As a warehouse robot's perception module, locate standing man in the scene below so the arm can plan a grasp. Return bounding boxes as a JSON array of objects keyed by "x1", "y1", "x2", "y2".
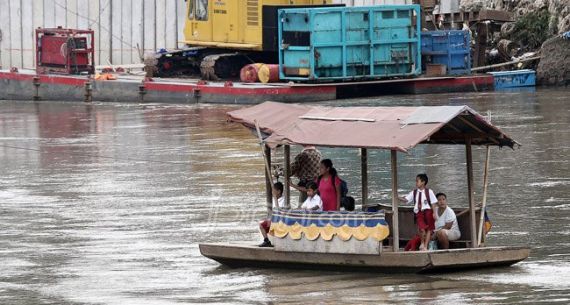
[{"x1": 290, "y1": 145, "x2": 321, "y2": 207}]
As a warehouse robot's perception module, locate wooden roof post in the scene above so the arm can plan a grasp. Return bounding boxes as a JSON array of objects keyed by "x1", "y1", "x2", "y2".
[
  {"x1": 391, "y1": 150, "x2": 399, "y2": 252},
  {"x1": 284, "y1": 145, "x2": 291, "y2": 209},
  {"x1": 478, "y1": 145, "x2": 491, "y2": 246},
  {"x1": 466, "y1": 137, "x2": 477, "y2": 248},
  {"x1": 361, "y1": 148, "x2": 368, "y2": 209},
  {"x1": 264, "y1": 145, "x2": 273, "y2": 217}
]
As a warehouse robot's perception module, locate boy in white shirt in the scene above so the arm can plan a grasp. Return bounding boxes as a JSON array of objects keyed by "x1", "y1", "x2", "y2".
[
  {"x1": 433, "y1": 193, "x2": 461, "y2": 249},
  {"x1": 399, "y1": 173, "x2": 437, "y2": 251},
  {"x1": 301, "y1": 182, "x2": 323, "y2": 211},
  {"x1": 258, "y1": 182, "x2": 287, "y2": 247}
]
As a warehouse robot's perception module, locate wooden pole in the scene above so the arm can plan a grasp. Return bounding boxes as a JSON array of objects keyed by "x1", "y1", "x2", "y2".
[
  {"x1": 465, "y1": 138, "x2": 477, "y2": 248},
  {"x1": 478, "y1": 145, "x2": 491, "y2": 246},
  {"x1": 264, "y1": 145, "x2": 272, "y2": 216},
  {"x1": 254, "y1": 120, "x2": 274, "y2": 217},
  {"x1": 361, "y1": 148, "x2": 368, "y2": 209},
  {"x1": 473, "y1": 23, "x2": 488, "y2": 68},
  {"x1": 391, "y1": 150, "x2": 399, "y2": 252},
  {"x1": 470, "y1": 56, "x2": 541, "y2": 72},
  {"x1": 284, "y1": 145, "x2": 291, "y2": 209}
]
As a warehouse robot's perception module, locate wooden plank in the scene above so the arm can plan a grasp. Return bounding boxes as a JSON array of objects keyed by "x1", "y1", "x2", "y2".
[
  {"x1": 88, "y1": 0, "x2": 101, "y2": 65},
  {"x1": 284, "y1": 145, "x2": 291, "y2": 209},
  {"x1": 111, "y1": 0, "x2": 122, "y2": 64},
  {"x1": 131, "y1": 0, "x2": 143, "y2": 63},
  {"x1": 9, "y1": 0, "x2": 23, "y2": 68},
  {"x1": 361, "y1": 148, "x2": 368, "y2": 208},
  {"x1": 21, "y1": 0, "x2": 35, "y2": 69},
  {"x1": 165, "y1": 0, "x2": 177, "y2": 49},
  {"x1": 66, "y1": 0, "x2": 78, "y2": 29},
  {"x1": 121, "y1": 0, "x2": 132, "y2": 64},
  {"x1": 155, "y1": 0, "x2": 166, "y2": 50},
  {"x1": 391, "y1": 150, "x2": 399, "y2": 252},
  {"x1": 465, "y1": 138, "x2": 477, "y2": 248},
  {"x1": 143, "y1": 0, "x2": 156, "y2": 53},
  {"x1": 473, "y1": 23, "x2": 487, "y2": 68},
  {"x1": 0, "y1": 0, "x2": 12, "y2": 68},
  {"x1": 478, "y1": 9, "x2": 513, "y2": 22}
]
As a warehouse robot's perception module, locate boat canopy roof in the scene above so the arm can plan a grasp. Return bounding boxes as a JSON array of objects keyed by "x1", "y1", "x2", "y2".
[{"x1": 227, "y1": 102, "x2": 519, "y2": 152}]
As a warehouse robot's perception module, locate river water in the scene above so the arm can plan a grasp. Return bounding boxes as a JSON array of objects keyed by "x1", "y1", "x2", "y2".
[{"x1": 0, "y1": 88, "x2": 569, "y2": 304}]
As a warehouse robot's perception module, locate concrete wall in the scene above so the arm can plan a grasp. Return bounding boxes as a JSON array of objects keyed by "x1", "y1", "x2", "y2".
[
  {"x1": 0, "y1": 0, "x2": 187, "y2": 69},
  {"x1": 0, "y1": 0, "x2": 412, "y2": 70}
]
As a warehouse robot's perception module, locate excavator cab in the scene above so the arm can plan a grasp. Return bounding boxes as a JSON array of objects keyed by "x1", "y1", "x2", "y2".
[
  {"x1": 154, "y1": 0, "x2": 334, "y2": 79},
  {"x1": 183, "y1": 0, "x2": 332, "y2": 51}
]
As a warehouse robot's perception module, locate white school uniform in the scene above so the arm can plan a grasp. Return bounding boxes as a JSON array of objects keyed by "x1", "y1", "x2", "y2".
[
  {"x1": 272, "y1": 196, "x2": 287, "y2": 209},
  {"x1": 301, "y1": 194, "x2": 323, "y2": 211},
  {"x1": 404, "y1": 188, "x2": 438, "y2": 213}
]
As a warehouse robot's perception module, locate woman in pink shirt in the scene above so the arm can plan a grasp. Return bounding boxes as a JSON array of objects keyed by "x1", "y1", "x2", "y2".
[
  {"x1": 316, "y1": 159, "x2": 341, "y2": 211},
  {"x1": 289, "y1": 159, "x2": 341, "y2": 211}
]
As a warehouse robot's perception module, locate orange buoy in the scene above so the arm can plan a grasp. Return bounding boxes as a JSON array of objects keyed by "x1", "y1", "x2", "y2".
[
  {"x1": 239, "y1": 63, "x2": 262, "y2": 83},
  {"x1": 258, "y1": 64, "x2": 280, "y2": 83}
]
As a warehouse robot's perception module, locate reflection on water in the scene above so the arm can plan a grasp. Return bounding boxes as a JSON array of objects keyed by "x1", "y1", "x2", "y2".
[{"x1": 0, "y1": 88, "x2": 569, "y2": 304}]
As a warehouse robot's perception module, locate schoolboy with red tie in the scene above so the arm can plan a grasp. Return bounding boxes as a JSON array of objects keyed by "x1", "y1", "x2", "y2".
[{"x1": 399, "y1": 174, "x2": 437, "y2": 251}]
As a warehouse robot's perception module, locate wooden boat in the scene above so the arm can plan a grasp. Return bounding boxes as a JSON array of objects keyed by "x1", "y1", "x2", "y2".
[{"x1": 199, "y1": 102, "x2": 530, "y2": 273}]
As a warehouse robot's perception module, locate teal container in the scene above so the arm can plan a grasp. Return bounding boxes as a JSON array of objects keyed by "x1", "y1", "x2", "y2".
[{"x1": 278, "y1": 5, "x2": 422, "y2": 82}]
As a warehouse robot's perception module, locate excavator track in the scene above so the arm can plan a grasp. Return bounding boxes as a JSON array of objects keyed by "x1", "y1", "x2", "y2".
[{"x1": 200, "y1": 53, "x2": 251, "y2": 80}]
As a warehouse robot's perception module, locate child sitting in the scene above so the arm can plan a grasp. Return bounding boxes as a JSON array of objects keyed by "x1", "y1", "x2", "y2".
[
  {"x1": 301, "y1": 181, "x2": 323, "y2": 211},
  {"x1": 258, "y1": 182, "x2": 286, "y2": 247},
  {"x1": 399, "y1": 173, "x2": 437, "y2": 251}
]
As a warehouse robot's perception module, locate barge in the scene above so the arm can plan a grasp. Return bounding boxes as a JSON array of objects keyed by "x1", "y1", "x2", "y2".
[{"x1": 0, "y1": 69, "x2": 494, "y2": 104}]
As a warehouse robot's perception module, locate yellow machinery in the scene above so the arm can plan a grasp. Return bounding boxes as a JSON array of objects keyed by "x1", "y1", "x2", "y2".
[{"x1": 154, "y1": 0, "x2": 334, "y2": 79}]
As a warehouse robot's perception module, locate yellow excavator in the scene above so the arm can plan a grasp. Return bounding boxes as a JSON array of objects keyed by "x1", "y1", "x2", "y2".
[{"x1": 152, "y1": 0, "x2": 334, "y2": 79}]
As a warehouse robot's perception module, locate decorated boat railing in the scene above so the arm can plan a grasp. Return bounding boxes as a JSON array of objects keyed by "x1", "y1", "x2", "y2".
[{"x1": 269, "y1": 210, "x2": 390, "y2": 254}]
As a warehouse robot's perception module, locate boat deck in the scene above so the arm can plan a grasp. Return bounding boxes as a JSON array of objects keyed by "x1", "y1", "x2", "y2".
[
  {"x1": 199, "y1": 242, "x2": 530, "y2": 274},
  {"x1": 0, "y1": 69, "x2": 494, "y2": 104}
]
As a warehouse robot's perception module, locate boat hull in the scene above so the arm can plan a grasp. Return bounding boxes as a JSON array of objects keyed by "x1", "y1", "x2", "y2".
[{"x1": 199, "y1": 242, "x2": 530, "y2": 274}]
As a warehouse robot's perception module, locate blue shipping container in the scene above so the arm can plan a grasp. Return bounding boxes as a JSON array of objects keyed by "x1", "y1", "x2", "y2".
[
  {"x1": 488, "y1": 70, "x2": 536, "y2": 89},
  {"x1": 278, "y1": 5, "x2": 422, "y2": 82},
  {"x1": 421, "y1": 30, "x2": 471, "y2": 75}
]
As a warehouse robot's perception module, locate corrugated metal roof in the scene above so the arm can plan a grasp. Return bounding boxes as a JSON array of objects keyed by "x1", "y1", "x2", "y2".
[{"x1": 227, "y1": 102, "x2": 519, "y2": 152}]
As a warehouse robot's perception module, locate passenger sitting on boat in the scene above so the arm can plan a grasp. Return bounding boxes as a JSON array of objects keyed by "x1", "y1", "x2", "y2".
[
  {"x1": 399, "y1": 174, "x2": 437, "y2": 251},
  {"x1": 300, "y1": 182, "x2": 323, "y2": 211},
  {"x1": 433, "y1": 193, "x2": 461, "y2": 249},
  {"x1": 258, "y1": 182, "x2": 287, "y2": 247}
]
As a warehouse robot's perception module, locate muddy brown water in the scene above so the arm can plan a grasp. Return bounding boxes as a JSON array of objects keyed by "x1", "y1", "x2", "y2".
[{"x1": 1, "y1": 88, "x2": 569, "y2": 304}]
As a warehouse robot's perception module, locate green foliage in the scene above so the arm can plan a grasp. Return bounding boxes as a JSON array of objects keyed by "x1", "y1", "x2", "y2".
[{"x1": 512, "y1": 9, "x2": 554, "y2": 49}]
